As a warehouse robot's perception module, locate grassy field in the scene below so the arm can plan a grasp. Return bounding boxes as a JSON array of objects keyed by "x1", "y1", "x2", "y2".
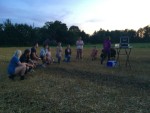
[{"x1": 0, "y1": 44, "x2": 150, "y2": 113}]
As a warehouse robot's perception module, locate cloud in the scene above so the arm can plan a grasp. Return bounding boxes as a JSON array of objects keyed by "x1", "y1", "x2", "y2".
[{"x1": 86, "y1": 19, "x2": 103, "y2": 23}]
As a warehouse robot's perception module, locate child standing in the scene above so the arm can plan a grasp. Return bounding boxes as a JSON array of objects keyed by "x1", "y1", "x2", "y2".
[{"x1": 91, "y1": 46, "x2": 98, "y2": 60}]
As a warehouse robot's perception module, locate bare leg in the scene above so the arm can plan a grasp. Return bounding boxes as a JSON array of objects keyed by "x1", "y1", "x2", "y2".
[{"x1": 15, "y1": 64, "x2": 26, "y2": 78}]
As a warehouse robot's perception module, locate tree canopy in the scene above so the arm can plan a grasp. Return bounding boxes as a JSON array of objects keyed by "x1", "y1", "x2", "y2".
[{"x1": 0, "y1": 19, "x2": 150, "y2": 46}]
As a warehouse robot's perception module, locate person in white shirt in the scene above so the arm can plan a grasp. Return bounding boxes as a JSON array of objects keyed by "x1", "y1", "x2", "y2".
[
  {"x1": 76, "y1": 37, "x2": 84, "y2": 59},
  {"x1": 40, "y1": 44, "x2": 49, "y2": 67}
]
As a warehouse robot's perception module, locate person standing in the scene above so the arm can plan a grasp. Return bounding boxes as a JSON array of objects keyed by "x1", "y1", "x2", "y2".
[
  {"x1": 76, "y1": 37, "x2": 84, "y2": 60},
  {"x1": 101, "y1": 37, "x2": 111, "y2": 64},
  {"x1": 56, "y1": 42, "x2": 63, "y2": 64}
]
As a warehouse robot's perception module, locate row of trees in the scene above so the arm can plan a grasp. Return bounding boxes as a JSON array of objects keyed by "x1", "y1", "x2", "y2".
[{"x1": 0, "y1": 19, "x2": 150, "y2": 46}]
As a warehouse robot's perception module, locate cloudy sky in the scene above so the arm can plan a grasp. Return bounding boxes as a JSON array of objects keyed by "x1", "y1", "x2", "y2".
[{"x1": 0, "y1": 0, "x2": 150, "y2": 34}]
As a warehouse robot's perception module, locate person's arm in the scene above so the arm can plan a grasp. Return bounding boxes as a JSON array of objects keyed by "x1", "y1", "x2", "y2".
[
  {"x1": 17, "y1": 61, "x2": 27, "y2": 66},
  {"x1": 70, "y1": 49, "x2": 72, "y2": 55},
  {"x1": 65, "y1": 49, "x2": 67, "y2": 55},
  {"x1": 32, "y1": 52, "x2": 39, "y2": 60},
  {"x1": 76, "y1": 41, "x2": 78, "y2": 46},
  {"x1": 82, "y1": 41, "x2": 84, "y2": 46},
  {"x1": 26, "y1": 63, "x2": 34, "y2": 67},
  {"x1": 60, "y1": 47, "x2": 63, "y2": 52}
]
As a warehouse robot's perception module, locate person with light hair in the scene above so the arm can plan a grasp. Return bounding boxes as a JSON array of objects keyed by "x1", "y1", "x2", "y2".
[
  {"x1": 7, "y1": 50, "x2": 27, "y2": 80},
  {"x1": 56, "y1": 42, "x2": 63, "y2": 64},
  {"x1": 76, "y1": 37, "x2": 84, "y2": 60}
]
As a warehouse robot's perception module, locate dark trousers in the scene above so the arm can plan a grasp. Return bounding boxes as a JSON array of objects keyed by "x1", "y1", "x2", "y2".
[
  {"x1": 101, "y1": 49, "x2": 111, "y2": 64},
  {"x1": 65, "y1": 55, "x2": 71, "y2": 62}
]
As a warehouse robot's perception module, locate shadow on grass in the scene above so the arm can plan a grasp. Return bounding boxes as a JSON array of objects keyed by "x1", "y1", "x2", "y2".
[{"x1": 47, "y1": 66, "x2": 150, "y2": 90}]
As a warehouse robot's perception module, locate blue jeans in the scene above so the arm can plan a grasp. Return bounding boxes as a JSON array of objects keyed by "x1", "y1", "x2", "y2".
[{"x1": 65, "y1": 55, "x2": 71, "y2": 62}]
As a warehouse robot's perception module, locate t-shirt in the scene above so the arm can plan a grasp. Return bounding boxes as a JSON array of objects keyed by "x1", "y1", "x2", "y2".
[
  {"x1": 56, "y1": 46, "x2": 62, "y2": 57},
  {"x1": 20, "y1": 54, "x2": 30, "y2": 63},
  {"x1": 76, "y1": 40, "x2": 84, "y2": 49},
  {"x1": 30, "y1": 47, "x2": 36, "y2": 60},
  {"x1": 103, "y1": 40, "x2": 111, "y2": 51},
  {"x1": 40, "y1": 48, "x2": 47, "y2": 57},
  {"x1": 8, "y1": 56, "x2": 20, "y2": 75},
  {"x1": 65, "y1": 48, "x2": 71, "y2": 56}
]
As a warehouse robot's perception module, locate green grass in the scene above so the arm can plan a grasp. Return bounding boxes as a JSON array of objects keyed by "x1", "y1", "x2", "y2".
[{"x1": 0, "y1": 43, "x2": 150, "y2": 113}]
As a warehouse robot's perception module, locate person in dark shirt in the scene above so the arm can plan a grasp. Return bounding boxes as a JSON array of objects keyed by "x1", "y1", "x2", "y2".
[
  {"x1": 64, "y1": 45, "x2": 72, "y2": 62},
  {"x1": 20, "y1": 49, "x2": 35, "y2": 74}
]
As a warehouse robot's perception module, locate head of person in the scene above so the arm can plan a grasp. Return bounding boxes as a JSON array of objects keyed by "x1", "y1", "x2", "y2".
[
  {"x1": 34, "y1": 42, "x2": 39, "y2": 48},
  {"x1": 47, "y1": 47, "x2": 51, "y2": 51},
  {"x1": 58, "y1": 42, "x2": 61, "y2": 46},
  {"x1": 43, "y1": 43, "x2": 49, "y2": 49},
  {"x1": 24, "y1": 49, "x2": 31, "y2": 57},
  {"x1": 105, "y1": 36, "x2": 111, "y2": 41},
  {"x1": 14, "y1": 50, "x2": 22, "y2": 58},
  {"x1": 67, "y1": 44, "x2": 70, "y2": 48},
  {"x1": 78, "y1": 37, "x2": 82, "y2": 41},
  {"x1": 94, "y1": 46, "x2": 97, "y2": 49}
]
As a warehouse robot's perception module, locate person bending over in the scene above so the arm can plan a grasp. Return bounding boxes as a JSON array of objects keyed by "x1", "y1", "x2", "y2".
[{"x1": 20, "y1": 49, "x2": 35, "y2": 74}]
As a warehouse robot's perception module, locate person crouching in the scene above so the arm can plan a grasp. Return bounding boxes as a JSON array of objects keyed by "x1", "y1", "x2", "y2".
[{"x1": 7, "y1": 50, "x2": 26, "y2": 80}]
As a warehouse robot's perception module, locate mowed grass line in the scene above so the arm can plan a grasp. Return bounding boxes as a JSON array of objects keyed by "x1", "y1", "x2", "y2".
[{"x1": 0, "y1": 44, "x2": 150, "y2": 113}]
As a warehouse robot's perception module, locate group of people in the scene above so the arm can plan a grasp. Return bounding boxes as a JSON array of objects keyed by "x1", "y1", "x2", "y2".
[{"x1": 7, "y1": 37, "x2": 115, "y2": 80}]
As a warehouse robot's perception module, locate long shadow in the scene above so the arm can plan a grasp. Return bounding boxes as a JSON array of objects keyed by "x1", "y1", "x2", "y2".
[{"x1": 47, "y1": 66, "x2": 150, "y2": 90}]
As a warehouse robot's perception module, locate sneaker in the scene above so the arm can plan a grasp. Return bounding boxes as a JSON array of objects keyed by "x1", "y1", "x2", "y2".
[
  {"x1": 9, "y1": 74, "x2": 15, "y2": 80},
  {"x1": 30, "y1": 69, "x2": 35, "y2": 73},
  {"x1": 42, "y1": 64, "x2": 46, "y2": 68}
]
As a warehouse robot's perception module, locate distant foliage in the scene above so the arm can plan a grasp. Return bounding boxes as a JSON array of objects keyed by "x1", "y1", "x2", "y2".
[{"x1": 0, "y1": 19, "x2": 150, "y2": 46}]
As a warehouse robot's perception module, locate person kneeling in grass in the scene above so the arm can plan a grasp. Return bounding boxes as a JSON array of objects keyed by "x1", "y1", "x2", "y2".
[
  {"x1": 7, "y1": 50, "x2": 27, "y2": 80},
  {"x1": 20, "y1": 49, "x2": 35, "y2": 74},
  {"x1": 64, "y1": 44, "x2": 72, "y2": 62}
]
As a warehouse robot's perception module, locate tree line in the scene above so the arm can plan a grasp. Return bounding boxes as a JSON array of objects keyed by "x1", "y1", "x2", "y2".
[{"x1": 0, "y1": 19, "x2": 150, "y2": 46}]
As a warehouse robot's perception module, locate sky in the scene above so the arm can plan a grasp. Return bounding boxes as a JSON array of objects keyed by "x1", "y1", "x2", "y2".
[{"x1": 0, "y1": 0, "x2": 150, "y2": 34}]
